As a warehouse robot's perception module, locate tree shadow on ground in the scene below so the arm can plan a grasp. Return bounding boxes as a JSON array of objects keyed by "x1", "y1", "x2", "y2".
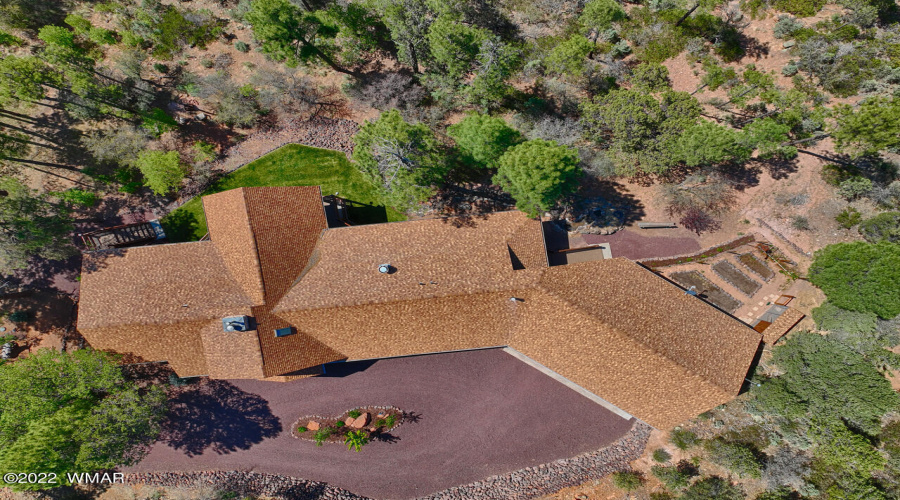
[
  {"x1": 577, "y1": 177, "x2": 646, "y2": 226},
  {"x1": 160, "y1": 210, "x2": 203, "y2": 242},
  {"x1": 738, "y1": 34, "x2": 770, "y2": 61},
  {"x1": 160, "y1": 380, "x2": 282, "y2": 456}
]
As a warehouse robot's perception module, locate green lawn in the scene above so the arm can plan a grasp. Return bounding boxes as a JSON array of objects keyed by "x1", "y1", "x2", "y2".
[{"x1": 161, "y1": 144, "x2": 406, "y2": 242}]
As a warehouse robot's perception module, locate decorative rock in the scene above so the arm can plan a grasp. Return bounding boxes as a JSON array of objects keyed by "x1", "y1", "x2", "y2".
[
  {"x1": 368, "y1": 427, "x2": 377, "y2": 432},
  {"x1": 350, "y1": 413, "x2": 369, "y2": 429},
  {"x1": 306, "y1": 421, "x2": 320, "y2": 431},
  {"x1": 344, "y1": 416, "x2": 355, "y2": 426},
  {"x1": 783, "y1": 41, "x2": 796, "y2": 48},
  {"x1": 196, "y1": 112, "x2": 207, "y2": 121}
]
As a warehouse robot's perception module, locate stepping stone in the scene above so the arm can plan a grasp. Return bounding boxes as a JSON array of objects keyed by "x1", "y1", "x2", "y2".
[{"x1": 752, "y1": 306, "x2": 759, "y2": 311}]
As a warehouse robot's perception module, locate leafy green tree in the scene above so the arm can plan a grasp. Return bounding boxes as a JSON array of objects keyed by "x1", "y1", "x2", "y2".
[
  {"x1": 579, "y1": 0, "x2": 627, "y2": 32},
  {"x1": 246, "y1": 0, "x2": 349, "y2": 74},
  {"x1": 494, "y1": 139, "x2": 581, "y2": 216},
  {"x1": 830, "y1": 98, "x2": 900, "y2": 157},
  {"x1": 448, "y1": 113, "x2": 521, "y2": 169},
  {"x1": 742, "y1": 118, "x2": 797, "y2": 159},
  {"x1": 0, "y1": 177, "x2": 75, "y2": 272},
  {"x1": 859, "y1": 212, "x2": 900, "y2": 244},
  {"x1": 675, "y1": 121, "x2": 751, "y2": 166},
  {"x1": 809, "y1": 421, "x2": 887, "y2": 499},
  {"x1": 543, "y1": 35, "x2": 593, "y2": 77},
  {"x1": 808, "y1": 241, "x2": 900, "y2": 319},
  {"x1": 367, "y1": 0, "x2": 435, "y2": 73},
  {"x1": 581, "y1": 89, "x2": 701, "y2": 174},
  {"x1": 352, "y1": 110, "x2": 444, "y2": 210},
  {"x1": 0, "y1": 349, "x2": 166, "y2": 490},
  {"x1": 135, "y1": 150, "x2": 185, "y2": 196},
  {"x1": 631, "y1": 62, "x2": 671, "y2": 93},
  {"x1": 680, "y1": 476, "x2": 744, "y2": 500},
  {"x1": 427, "y1": 14, "x2": 487, "y2": 80},
  {"x1": 752, "y1": 332, "x2": 900, "y2": 437},
  {"x1": 467, "y1": 36, "x2": 520, "y2": 110}
]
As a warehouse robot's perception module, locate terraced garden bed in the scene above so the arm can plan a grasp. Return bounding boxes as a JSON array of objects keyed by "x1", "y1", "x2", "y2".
[
  {"x1": 737, "y1": 253, "x2": 775, "y2": 281},
  {"x1": 669, "y1": 271, "x2": 742, "y2": 313},
  {"x1": 712, "y1": 261, "x2": 762, "y2": 297}
]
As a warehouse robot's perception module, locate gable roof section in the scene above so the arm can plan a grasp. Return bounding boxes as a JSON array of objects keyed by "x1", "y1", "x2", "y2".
[
  {"x1": 78, "y1": 186, "x2": 329, "y2": 378},
  {"x1": 203, "y1": 190, "x2": 265, "y2": 305},
  {"x1": 78, "y1": 243, "x2": 254, "y2": 330},
  {"x1": 274, "y1": 211, "x2": 544, "y2": 313},
  {"x1": 534, "y1": 260, "x2": 761, "y2": 395},
  {"x1": 509, "y1": 288, "x2": 737, "y2": 429}
]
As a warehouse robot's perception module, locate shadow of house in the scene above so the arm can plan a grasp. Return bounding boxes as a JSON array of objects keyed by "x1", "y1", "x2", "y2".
[{"x1": 160, "y1": 380, "x2": 282, "y2": 456}]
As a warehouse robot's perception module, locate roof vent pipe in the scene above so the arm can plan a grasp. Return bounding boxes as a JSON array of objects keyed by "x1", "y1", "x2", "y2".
[{"x1": 378, "y1": 264, "x2": 392, "y2": 274}]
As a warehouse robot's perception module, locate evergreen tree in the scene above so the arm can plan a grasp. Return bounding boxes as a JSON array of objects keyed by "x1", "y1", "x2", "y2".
[
  {"x1": 494, "y1": 139, "x2": 581, "y2": 216},
  {"x1": 448, "y1": 113, "x2": 521, "y2": 169}
]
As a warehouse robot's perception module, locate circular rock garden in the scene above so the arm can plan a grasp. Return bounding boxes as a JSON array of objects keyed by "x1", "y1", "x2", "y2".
[{"x1": 292, "y1": 406, "x2": 406, "y2": 452}]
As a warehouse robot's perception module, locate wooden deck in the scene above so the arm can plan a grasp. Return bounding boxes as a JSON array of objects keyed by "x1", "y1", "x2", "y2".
[{"x1": 81, "y1": 222, "x2": 161, "y2": 250}]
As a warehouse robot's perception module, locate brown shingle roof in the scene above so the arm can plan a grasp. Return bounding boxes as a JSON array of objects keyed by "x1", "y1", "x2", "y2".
[
  {"x1": 274, "y1": 212, "x2": 543, "y2": 313},
  {"x1": 762, "y1": 307, "x2": 805, "y2": 344},
  {"x1": 77, "y1": 186, "x2": 763, "y2": 428},
  {"x1": 203, "y1": 190, "x2": 265, "y2": 306},
  {"x1": 534, "y1": 260, "x2": 761, "y2": 395}
]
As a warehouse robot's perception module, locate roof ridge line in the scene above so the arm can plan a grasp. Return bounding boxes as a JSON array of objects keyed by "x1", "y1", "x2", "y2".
[{"x1": 532, "y1": 272, "x2": 727, "y2": 391}]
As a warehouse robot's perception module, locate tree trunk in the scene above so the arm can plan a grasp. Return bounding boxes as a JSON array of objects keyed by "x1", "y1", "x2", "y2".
[
  {"x1": 796, "y1": 148, "x2": 852, "y2": 166},
  {"x1": 408, "y1": 41, "x2": 420, "y2": 74},
  {"x1": 675, "y1": 2, "x2": 701, "y2": 27}
]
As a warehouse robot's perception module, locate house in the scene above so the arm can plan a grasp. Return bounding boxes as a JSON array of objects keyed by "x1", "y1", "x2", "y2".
[{"x1": 77, "y1": 186, "x2": 764, "y2": 429}]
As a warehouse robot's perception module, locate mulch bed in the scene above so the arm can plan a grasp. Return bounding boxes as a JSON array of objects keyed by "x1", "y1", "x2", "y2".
[
  {"x1": 669, "y1": 270, "x2": 742, "y2": 313},
  {"x1": 292, "y1": 406, "x2": 404, "y2": 445},
  {"x1": 712, "y1": 260, "x2": 762, "y2": 297},
  {"x1": 737, "y1": 253, "x2": 775, "y2": 281}
]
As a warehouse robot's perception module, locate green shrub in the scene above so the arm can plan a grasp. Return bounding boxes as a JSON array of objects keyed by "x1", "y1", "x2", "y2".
[
  {"x1": 88, "y1": 27, "x2": 117, "y2": 45},
  {"x1": 385, "y1": 414, "x2": 397, "y2": 428},
  {"x1": 859, "y1": 212, "x2": 900, "y2": 243},
  {"x1": 200, "y1": 58, "x2": 214, "y2": 69},
  {"x1": 651, "y1": 461, "x2": 698, "y2": 490},
  {"x1": 838, "y1": 177, "x2": 873, "y2": 200},
  {"x1": 774, "y1": 15, "x2": 804, "y2": 39},
  {"x1": 821, "y1": 163, "x2": 860, "y2": 186},
  {"x1": 881, "y1": 420, "x2": 900, "y2": 458},
  {"x1": 344, "y1": 430, "x2": 369, "y2": 452},
  {"x1": 334, "y1": 420, "x2": 345, "y2": 428},
  {"x1": 704, "y1": 439, "x2": 763, "y2": 478},
  {"x1": 611, "y1": 470, "x2": 644, "y2": 491},
  {"x1": 791, "y1": 215, "x2": 810, "y2": 230},
  {"x1": 375, "y1": 419, "x2": 386, "y2": 427},
  {"x1": 154, "y1": 63, "x2": 169, "y2": 73},
  {"x1": 812, "y1": 300, "x2": 878, "y2": 334},
  {"x1": 313, "y1": 427, "x2": 333, "y2": 446},
  {"x1": 782, "y1": 62, "x2": 799, "y2": 77},
  {"x1": 773, "y1": 0, "x2": 826, "y2": 16},
  {"x1": 297, "y1": 426, "x2": 308, "y2": 433},
  {"x1": 348, "y1": 409, "x2": 361, "y2": 419},
  {"x1": 234, "y1": 40, "x2": 250, "y2": 52},
  {"x1": 7, "y1": 311, "x2": 30, "y2": 323},
  {"x1": 670, "y1": 428, "x2": 698, "y2": 450},
  {"x1": 809, "y1": 241, "x2": 900, "y2": 319},
  {"x1": 652, "y1": 448, "x2": 672, "y2": 463},
  {"x1": 835, "y1": 206, "x2": 862, "y2": 228},
  {"x1": 680, "y1": 476, "x2": 744, "y2": 500}
]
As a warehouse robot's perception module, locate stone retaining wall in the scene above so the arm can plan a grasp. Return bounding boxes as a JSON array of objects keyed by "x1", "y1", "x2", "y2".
[{"x1": 126, "y1": 421, "x2": 651, "y2": 500}]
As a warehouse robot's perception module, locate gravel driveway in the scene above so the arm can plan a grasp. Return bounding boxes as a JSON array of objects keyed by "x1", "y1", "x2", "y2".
[{"x1": 129, "y1": 349, "x2": 635, "y2": 499}]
